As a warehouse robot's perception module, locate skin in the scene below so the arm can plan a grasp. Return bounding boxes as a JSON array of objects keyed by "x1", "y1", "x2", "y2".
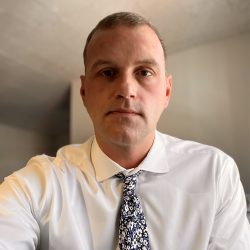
[{"x1": 80, "y1": 25, "x2": 172, "y2": 169}]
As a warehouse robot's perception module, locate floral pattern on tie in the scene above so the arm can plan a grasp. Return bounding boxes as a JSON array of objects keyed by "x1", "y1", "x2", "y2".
[{"x1": 116, "y1": 171, "x2": 150, "y2": 250}]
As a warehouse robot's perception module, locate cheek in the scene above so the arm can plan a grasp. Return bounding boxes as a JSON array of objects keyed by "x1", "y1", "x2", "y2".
[
  {"x1": 146, "y1": 90, "x2": 167, "y2": 116},
  {"x1": 85, "y1": 84, "x2": 100, "y2": 103},
  {"x1": 84, "y1": 88, "x2": 107, "y2": 117},
  {"x1": 147, "y1": 85, "x2": 167, "y2": 105},
  {"x1": 85, "y1": 81, "x2": 110, "y2": 100}
]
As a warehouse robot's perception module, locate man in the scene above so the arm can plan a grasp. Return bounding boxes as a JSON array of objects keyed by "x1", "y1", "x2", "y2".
[{"x1": 0, "y1": 12, "x2": 249, "y2": 250}]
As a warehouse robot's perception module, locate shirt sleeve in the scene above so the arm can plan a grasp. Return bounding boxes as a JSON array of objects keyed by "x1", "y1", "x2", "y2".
[
  {"x1": 208, "y1": 157, "x2": 250, "y2": 249},
  {"x1": 0, "y1": 171, "x2": 40, "y2": 250}
]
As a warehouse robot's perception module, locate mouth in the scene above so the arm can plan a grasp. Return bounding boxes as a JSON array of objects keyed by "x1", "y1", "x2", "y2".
[{"x1": 106, "y1": 108, "x2": 142, "y2": 117}]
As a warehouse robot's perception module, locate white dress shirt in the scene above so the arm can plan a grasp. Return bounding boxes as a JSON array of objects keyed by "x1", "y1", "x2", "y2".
[{"x1": 0, "y1": 131, "x2": 249, "y2": 250}]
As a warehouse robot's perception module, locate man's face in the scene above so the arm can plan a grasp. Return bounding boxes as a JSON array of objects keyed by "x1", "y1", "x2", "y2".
[{"x1": 81, "y1": 25, "x2": 172, "y2": 148}]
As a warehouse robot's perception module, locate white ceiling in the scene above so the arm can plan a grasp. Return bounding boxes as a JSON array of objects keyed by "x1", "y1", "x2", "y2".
[{"x1": 0, "y1": 0, "x2": 249, "y2": 135}]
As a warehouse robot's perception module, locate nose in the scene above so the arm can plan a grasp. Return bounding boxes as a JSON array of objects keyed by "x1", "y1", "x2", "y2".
[{"x1": 115, "y1": 73, "x2": 137, "y2": 99}]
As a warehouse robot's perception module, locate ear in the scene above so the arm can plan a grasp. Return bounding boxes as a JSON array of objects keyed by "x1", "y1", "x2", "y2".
[
  {"x1": 164, "y1": 74, "x2": 173, "y2": 108},
  {"x1": 80, "y1": 75, "x2": 86, "y2": 105}
]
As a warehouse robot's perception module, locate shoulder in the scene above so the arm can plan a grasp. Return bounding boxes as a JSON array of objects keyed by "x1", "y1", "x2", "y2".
[
  {"x1": 6, "y1": 136, "x2": 94, "y2": 181},
  {"x1": 156, "y1": 131, "x2": 241, "y2": 202},
  {"x1": 0, "y1": 137, "x2": 95, "y2": 220},
  {"x1": 157, "y1": 131, "x2": 233, "y2": 158},
  {"x1": 1, "y1": 137, "x2": 95, "y2": 205},
  {"x1": 156, "y1": 131, "x2": 236, "y2": 174}
]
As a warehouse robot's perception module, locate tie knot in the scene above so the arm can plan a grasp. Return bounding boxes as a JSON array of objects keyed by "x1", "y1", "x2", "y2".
[
  {"x1": 116, "y1": 171, "x2": 141, "y2": 182},
  {"x1": 116, "y1": 171, "x2": 141, "y2": 195}
]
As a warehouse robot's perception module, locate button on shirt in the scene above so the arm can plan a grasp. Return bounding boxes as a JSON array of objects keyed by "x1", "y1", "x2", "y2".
[{"x1": 0, "y1": 131, "x2": 249, "y2": 250}]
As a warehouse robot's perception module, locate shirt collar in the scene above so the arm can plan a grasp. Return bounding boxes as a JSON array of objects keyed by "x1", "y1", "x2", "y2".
[{"x1": 91, "y1": 131, "x2": 170, "y2": 182}]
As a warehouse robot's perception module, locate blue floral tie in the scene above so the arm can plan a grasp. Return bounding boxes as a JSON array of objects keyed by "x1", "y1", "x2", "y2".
[{"x1": 116, "y1": 171, "x2": 150, "y2": 250}]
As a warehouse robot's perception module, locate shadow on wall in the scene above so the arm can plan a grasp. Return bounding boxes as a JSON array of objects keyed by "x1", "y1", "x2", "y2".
[{"x1": 0, "y1": 88, "x2": 70, "y2": 182}]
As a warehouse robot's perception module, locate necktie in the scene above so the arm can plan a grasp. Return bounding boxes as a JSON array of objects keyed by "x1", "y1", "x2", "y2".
[{"x1": 116, "y1": 171, "x2": 150, "y2": 250}]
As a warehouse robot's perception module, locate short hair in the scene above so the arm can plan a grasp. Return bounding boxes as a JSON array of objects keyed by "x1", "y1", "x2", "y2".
[{"x1": 83, "y1": 12, "x2": 167, "y2": 66}]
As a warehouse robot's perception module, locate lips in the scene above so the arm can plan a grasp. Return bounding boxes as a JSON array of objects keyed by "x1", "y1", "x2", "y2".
[{"x1": 106, "y1": 108, "x2": 141, "y2": 116}]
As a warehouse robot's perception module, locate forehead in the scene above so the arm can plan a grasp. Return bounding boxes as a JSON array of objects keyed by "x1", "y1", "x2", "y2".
[{"x1": 84, "y1": 25, "x2": 165, "y2": 70}]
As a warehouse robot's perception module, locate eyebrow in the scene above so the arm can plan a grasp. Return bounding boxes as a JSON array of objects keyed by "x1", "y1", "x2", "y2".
[
  {"x1": 90, "y1": 60, "x2": 114, "y2": 71},
  {"x1": 89, "y1": 58, "x2": 159, "y2": 71},
  {"x1": 134, "y1": 59, "x2": 158, "y2": 67}
]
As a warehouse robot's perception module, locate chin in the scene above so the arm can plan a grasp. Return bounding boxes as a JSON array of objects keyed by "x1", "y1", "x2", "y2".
[{"x1": 107, "y1": 127, "x2": 150, "y2": 147}]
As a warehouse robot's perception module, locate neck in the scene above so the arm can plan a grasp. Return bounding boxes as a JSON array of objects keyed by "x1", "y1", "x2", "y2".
[{"x1": 96, "y1": 133, "x2": 155, "y2": 169}]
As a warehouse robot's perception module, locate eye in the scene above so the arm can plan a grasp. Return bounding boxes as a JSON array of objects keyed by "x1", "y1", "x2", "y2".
[
  {"x1": 136, "y1": 69, "x2": 153, "y2": 77},
  {"x1": 100, "y1": 69, "x2": 116, "y2": 78}
]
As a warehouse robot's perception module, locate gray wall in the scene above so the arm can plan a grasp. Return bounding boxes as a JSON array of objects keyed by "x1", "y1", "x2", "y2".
[
  {"x1": 158, "y1": 32, "x2": 250, "y2": 193},
  {"x1": 0, "y1": 123, "x2": 51, "y2": 182}
]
